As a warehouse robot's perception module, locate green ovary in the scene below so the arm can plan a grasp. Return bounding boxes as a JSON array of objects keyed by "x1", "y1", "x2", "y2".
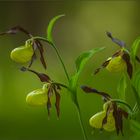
[
  {"x1": 106, "y1": 56, "x2": 126, "y2": 72},
  {"x1": 10, "y1": 44, "x2": 33, "y2": 63},
  {"x1": 26, "y1": 89, "x2": 47, "y2": 106}
]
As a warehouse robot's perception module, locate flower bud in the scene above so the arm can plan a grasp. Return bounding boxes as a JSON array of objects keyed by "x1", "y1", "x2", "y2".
[
  {"x1": 10, "y1": 41, "x2": 33, "y2": 63},
  {"x1": 26, "y1": 88, "x2": 47, "y2": 106},
  {"x1": 106, "y1": 56, "x2": 126, "y2": 72}
]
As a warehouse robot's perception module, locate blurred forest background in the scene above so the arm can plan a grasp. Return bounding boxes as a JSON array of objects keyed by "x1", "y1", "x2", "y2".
[{"x1": 0, "y1": 1, "x2": 140, "y2": 140}]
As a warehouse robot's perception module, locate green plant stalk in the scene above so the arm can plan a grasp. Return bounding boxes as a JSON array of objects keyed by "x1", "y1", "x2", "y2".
[
  {"x1": 127, "y1": 73, "x2": 140, "y2": 113},
  {"x1": 51, "y1": 44, "x2": 88, "y2": 140},
  {"x1": 131, "y1": 85, "x2": 140, "y2": 110},
  {"x1": 29, "y1": 36, "x2": 70, "y2": 82},
  {"x1": 76, "y1": 105, "x2": 88, "y2": 140},
  {"x1": 51, "y1": 43, "x2": 88, "y2": 140},
  {"x1": 71, "y1": 91, "x2": 88, "y2": 140},
  {"x1": 51, "y1": 43, "x2": 70, "y2": 82},
  {"x1": 29, "y1": 36, "x2": 88, "y2": 140}
]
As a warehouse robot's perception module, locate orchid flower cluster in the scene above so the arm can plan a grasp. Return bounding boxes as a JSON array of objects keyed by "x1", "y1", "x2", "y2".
[
  {"x1": 0, "y1": 15, "x2": 140, "y2": 140},
  {"x1": 1, "y1": 25, "x2": 66, "y2": 118}
]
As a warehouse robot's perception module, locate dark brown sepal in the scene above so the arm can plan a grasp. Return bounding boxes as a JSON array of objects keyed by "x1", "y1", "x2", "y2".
[
  {"x1": 35, "y1": 40, "x2": 47, "y2": 69},
  {"x1": 47, "y1": 87, "x2": 53, "y2": 117},
  {"x1": 122, "y1": 52, "x2": 133, "y2": 79},
  {"x1": 112, "y1": 50, "x2": 122, "y2": 58},
  {"x1": 20, "y1": 67, "x2": 51, "y2": 82},
  {"x1": 94, "y1": 59, "x2": 110, "y2": 75},
  {"x1": 81, "y1": 85, "x2": 111, "y2": 100},
  {"x1": 0, "y1": 26, "x2": 32, "y2": 37},
  {"x1": 102, "y1": 105, "x2": 110, "y2": 127},
  {"x1": 54, "y1": 86, "x2": 61, "y2": 118},
  {"x1": 112, "y1": 103, "x2": 120, "y2": 135},
  {"x1": 112, "y1": 103, "x2": 128, "y2": 135}
]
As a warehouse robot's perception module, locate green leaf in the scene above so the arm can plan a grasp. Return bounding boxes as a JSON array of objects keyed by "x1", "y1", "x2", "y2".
[
  {"x1": 132, "y1": 70, "x2": 140, "y2": 109},
  {"x1": 46, "y1": 14, "x2": 65, "y2": 43},
  {"x1": 131, "y1": 36, "x2": 140, "y2": 63},
  {"x1": 69, "y1": 73, "x2": 79, "y2": 91},
  {"x1": 70, "y1": 47, "x2": 105, "y2": 92},
  {"x1": 132, "y1": 70, "x2": 140, "y2": 97},
  {"x1": 117, "y1": 74, "x2": 127, "y2": 100},
  {"x1": 76, "y1": 47, "x2": 105, "y2": 73},
  {"x1": 130, "y1": 119, "x2": 140, "y2": 135}
]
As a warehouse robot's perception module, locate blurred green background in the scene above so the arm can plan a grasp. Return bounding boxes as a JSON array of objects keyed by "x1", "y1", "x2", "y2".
[{"x1": 0, "y1": 1, "x2": 140, "y2": 140}]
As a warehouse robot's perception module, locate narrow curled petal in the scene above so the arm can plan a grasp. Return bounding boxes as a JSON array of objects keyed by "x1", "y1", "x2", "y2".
[
  {"x1": 28, "y1": 52, "x2": 37, "y2": 68},
  {"x1": 54, "y1": 86, "x2": 61, "y2": 118},
  {"x1": 27, "y1": 41, "x2": 38, "y2": 68},
  {"x1": 47, "y1": 97, "x2": 51, "y2": 117},
  {"x1": 112, "y1": 103, "x2": 128, "y2": 135},
  {"x1": 94, "y1": 59, "x2": 111, "y2": 74},
  {"x1": 122, "y1": 52, "x2": 133, "y2": 78},
  {"x1": 35, "y1": 40, "x2": 47, "y2": 69},
  {"x1": 47, "y1": 88, "x2": 53, "y2": 117}
]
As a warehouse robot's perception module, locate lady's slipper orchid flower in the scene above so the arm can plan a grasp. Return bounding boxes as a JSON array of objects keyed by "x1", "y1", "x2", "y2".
[
  {"x1": 89, "y1": 101, "x2": 115, "y2": 132},
  {"x1": 94, "y1": 32, "x2": 133, "y2": 79},
  {"x1": 26, "y1": 83, "x2": 49, "y2": 106},
  {"x1": 21, "y1": 66, "x2": 67, "y2": 118},
  {"x1": 81, "y1": 86, "x2": 129, "y2": 135},
  {"x1": 0, "y1": 26, "x2": 47, "y2": 69}
]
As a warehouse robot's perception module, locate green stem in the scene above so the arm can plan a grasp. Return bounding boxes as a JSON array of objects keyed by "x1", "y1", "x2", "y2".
[
  {"x1": 127, "y1": 74, "x2": 140, "y2": 113},
  {"x1": 131, "y1": 85, "x2": 140, "y2": 110},
  {"x1": 29, "y1": 36, "x2": 70, "y2": 82},
  {"x1": 52, "y1": 82, "x2": 68, "y2": 89},
  {"x1": 51, "y1": 43, "x2": 70, "y2": 82},
  {"x1": 29, "y1": 36, "x2": 87, "y2": 140},
  {"x1": 51, "y1": 42, "x2": 87, "y2": 139},
  {"x1": 77, "y1": 107, "x2": 88, "y2": 140},
  {"x1": 73, "y1": 94, "x2": 88, "y2": 140}
]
